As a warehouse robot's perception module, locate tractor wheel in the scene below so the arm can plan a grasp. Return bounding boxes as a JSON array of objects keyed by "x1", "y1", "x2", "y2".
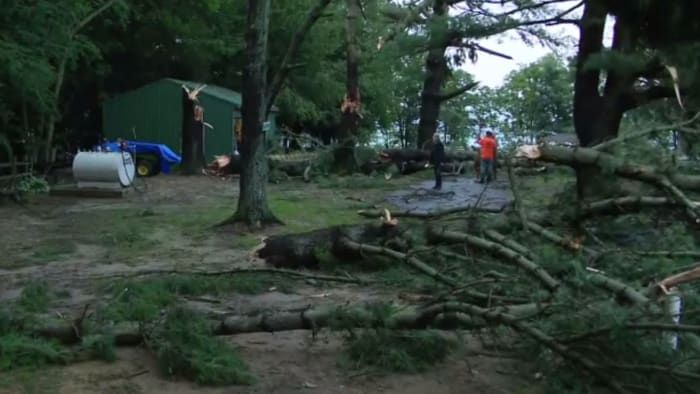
[{"x1": 136, "y1": 159, "x2": 155, "y2": 177}]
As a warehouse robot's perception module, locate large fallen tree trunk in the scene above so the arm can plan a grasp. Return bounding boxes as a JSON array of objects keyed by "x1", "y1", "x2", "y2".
[
  {"x1": 519, "y1": 144, "x2": 700, "y2": 223},
  {"x1": 32, "y1": 301, "x2": 549, "y2": 345},
  {"x1": 580, "y1": 196, "x2": 699, "y2": 218},
  {"x1": 256, "y1": 222, "x2": 406, "y2": 268},
  {"x1": 526, "y1": 144, "x2": 700, "y2": 192}
]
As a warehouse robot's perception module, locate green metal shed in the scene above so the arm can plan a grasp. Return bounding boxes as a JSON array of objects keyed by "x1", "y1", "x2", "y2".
[{"x1": 102, "y1": 78, "x2": 277, "y2": 160}]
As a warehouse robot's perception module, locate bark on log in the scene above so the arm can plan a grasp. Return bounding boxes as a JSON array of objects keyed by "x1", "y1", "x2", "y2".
[
  {"x1": 256, "y1": 223, "x2": 405, "y2": 269},
  {"x1": 524, "y1": 144, "x2": 700, "y2": 222},
  {"x1": 531, "y1": 145, "x2": 700, "y2": 191},
  {"x1": 31, "y1": 301, "x2": 548, "y2": 345}
]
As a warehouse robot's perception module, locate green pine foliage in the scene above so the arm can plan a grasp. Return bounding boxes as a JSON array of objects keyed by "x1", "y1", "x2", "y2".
[
  {"x1": 341, "y1": 329, "x2": 454, "y2": 373},
  {"x1": 151, "y1": 308, "x2": 253, "y2": 385}
]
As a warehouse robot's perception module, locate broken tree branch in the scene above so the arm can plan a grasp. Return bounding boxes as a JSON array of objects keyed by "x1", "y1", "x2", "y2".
[
  {"x1": 592, "y1": 112, "x2": 700, "y2": 151},
  {"x1": 525, "y1": 221, "x2": 598, "y2": 257},
  {"x1": 524, "y1": 144, "x2": 700, "y2": 192},
  {"x1": 652, "y1": 266, "x2": 700, "y2": 295},
  {"x1": 427, "y1": 227, "x2": 560, "y2": 291},
  {"x1": 338, "y1": 237, "x2": 458, "y2": 287},
  {"x1": 453, "y1": 302, "x2": 628, "y2": 394},
  {"x1": 580, "y1": 196, "x2": 699, "y2": 217},
  {"x1": 437, "y1": 82, "x2": 479, "y2": 102},
  {"x1": 357, "y1": 204, "x2": 505, "y2": 219},
  {"x1": 483, "y1": 229, "x2": 533, "y2": 259}
]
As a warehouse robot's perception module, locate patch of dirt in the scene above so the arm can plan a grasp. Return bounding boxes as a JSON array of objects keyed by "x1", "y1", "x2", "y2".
[
  {"x1": 0, "y1": 174, "x2": 532, "y2": 394},
  {"x1": 2, "y1": 333, "x2": 531, "y2": 394}
]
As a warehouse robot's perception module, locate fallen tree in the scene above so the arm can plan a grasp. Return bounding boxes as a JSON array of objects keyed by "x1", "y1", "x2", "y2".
[
  {"x1": 579, "y1": 196, "x2": 700, "y2": 218},
  {"x1": 256, "y1": 220, "x2": 406, "y2": 269}
]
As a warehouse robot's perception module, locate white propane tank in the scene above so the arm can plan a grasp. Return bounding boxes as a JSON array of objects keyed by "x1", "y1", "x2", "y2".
[{"x1": 72, "y1": 151, "x2": 135, "y2": 189}]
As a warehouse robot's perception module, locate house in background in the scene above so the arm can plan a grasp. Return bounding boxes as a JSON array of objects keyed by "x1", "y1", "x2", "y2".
[{"x1": 102, "y1": 78, "x2": 278, "y2": 160}]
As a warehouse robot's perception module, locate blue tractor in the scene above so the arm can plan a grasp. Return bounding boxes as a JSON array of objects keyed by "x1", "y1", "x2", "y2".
[{"x1": 98, "y1": 140, "x2": 181, "y2": 177}]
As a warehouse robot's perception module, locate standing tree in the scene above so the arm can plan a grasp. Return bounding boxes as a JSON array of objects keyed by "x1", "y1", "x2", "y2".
[
  {"x1": 334, "y1": 0, "x2": 363, "y2": 172},
  {"x1": 232, "y1": 0, "x2": 332, "y2": 226},
  {"x1": 572, "y1": 0, "x2": 700, "y2": 198},
  {"x1": 382, "y1": 0, "x2": 574, "y2": 148},
  {"x1": 415, "y1": 0, "x2": 452, "y2": 149}
]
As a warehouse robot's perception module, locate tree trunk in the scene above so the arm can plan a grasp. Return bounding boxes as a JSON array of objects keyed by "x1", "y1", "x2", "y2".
[
  {"x1": 334, "y1": 0, "x2": 362, "y2": 173},
  {"x1": 257, "y1": 223, "x2": 405, "y2": 269},
  {"x1": 573, "y1": 3, "x2": 632, "y2": 200},
  {"x1": 180, "y1": 90, "x2": 206, "y2": 175},
  {"x1": 232, "y1": 0, "x2": 331, "y2": 226},
  {"x1": 233, "y1": 0, "x2": 278, "y2": 226},
  {"x1": 416, "y1": 0, "x2": 448, "y2": 148}
]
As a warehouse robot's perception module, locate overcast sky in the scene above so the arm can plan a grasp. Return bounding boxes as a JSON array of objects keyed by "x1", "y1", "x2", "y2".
[
  {"x1": 464, "y1": 25, "x2": 578, "y2": 87},
  {"x1": 459, "y1": 3, "x2": 614, "y2": 87}
]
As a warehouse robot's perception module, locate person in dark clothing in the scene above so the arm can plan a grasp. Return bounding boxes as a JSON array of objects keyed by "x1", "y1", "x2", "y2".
[{"x1": 429, "y1": 133, "x2": 445, "y2": 190}]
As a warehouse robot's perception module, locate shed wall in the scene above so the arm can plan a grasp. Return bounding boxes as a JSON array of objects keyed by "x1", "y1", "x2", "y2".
[{"x1": 103, "y1": 79, "x2": 275, "y2": 160}]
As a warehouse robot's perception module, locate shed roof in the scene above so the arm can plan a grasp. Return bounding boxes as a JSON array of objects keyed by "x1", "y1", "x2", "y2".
[{"x1": 166, "y1": 78, "x2": 278, "y2": 111}]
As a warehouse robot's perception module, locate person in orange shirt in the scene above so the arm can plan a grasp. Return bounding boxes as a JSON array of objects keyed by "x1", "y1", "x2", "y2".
[{"x1": 478, "y1": 131, "x2": 497, "y2": 184}]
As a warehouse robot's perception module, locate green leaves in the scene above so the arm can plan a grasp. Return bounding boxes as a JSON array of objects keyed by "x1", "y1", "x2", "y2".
[{"x1": 495, "y1": 54, "x2": 573, "y2": 143}]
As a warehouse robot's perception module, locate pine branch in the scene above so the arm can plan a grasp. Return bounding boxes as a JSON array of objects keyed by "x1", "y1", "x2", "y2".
[
  {"x1": 526, "y1": 144, "x2": 700, "y2": 192},
  {"x1": 593, "y1": 112, "x2": 700, "y2": 151},
  {"x1": 428, "y1": 227, "x2": 560, "y2": 291},
  {"x1": 579, "y1": 196, "x2": 698, "y2": 218},
  {"x1": 453, "y1": 303, "x2": 629, "y2": 394},
  {"x1": 338, "y1": 237, "x2": 458, "y2": 287},
  {"x1": 525, "y1": 221, "x2": 599, "y2": 257}
]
